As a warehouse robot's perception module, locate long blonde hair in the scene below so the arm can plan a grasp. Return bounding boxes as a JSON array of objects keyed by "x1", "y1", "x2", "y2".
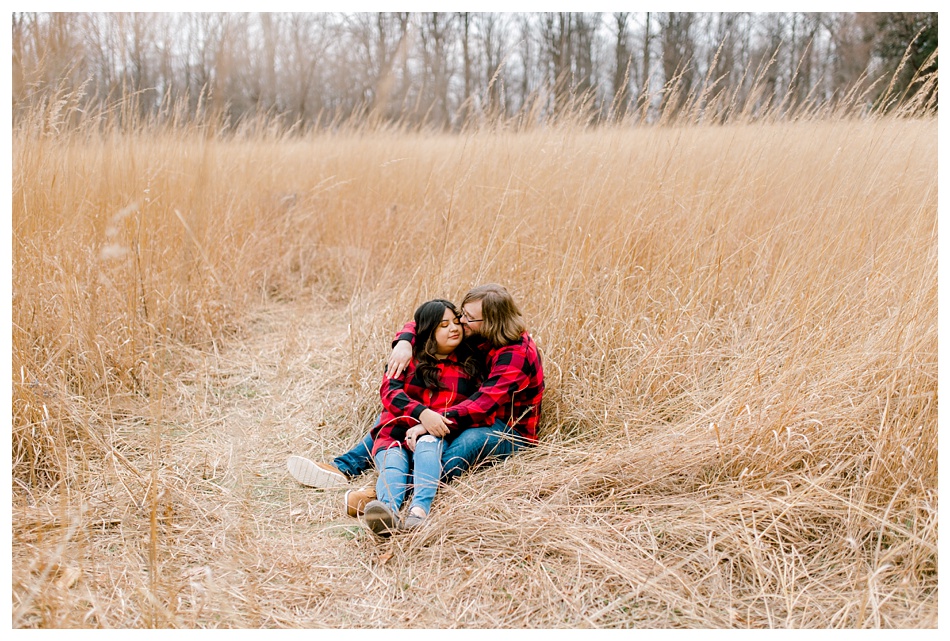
[{"x1": 462, "y1": 284, "x2": 526, "y2": 348}]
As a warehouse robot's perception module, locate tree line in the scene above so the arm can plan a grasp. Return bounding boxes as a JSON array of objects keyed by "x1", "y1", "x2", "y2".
[{"x1": 12, "y1": 12, "x2": 937, "y2": 131}]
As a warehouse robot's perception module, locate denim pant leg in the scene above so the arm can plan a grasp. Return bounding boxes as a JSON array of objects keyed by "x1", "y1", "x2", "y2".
[
  {"x1": 409, "y1": 436, "x2": 443, "y2": 514},
  {"x1": 441, "y1": 419, "x2": 526, "y2": 483},
  {"x1": 374, "y1": 446, "x2": 410, "y2": 512},
  {"x1": 332, "y1": 432, "x2": 375, "y2": 478}
]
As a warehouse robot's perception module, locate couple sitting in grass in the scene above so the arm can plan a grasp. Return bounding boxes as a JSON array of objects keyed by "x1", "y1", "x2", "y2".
[{"x1": 288, "y1": 283, "x2": 544, "y2": 536}]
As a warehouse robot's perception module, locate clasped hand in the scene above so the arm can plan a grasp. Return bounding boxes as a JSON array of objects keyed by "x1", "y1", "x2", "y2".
[
  {"x1": 406, "y1": 409, "x2": 452, "y2": 452},
  {"x1": 404, "y1": 425, "x2": 427, "y2": 451},
  {"x1": 420, "y1": 408, "x2": 452, "y2": 438},
  {"x1": 404, "y1": 409, "x2": 453, "y2": 451}
]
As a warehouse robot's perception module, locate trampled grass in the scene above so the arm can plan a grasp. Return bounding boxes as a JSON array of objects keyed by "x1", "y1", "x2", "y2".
[{"x1": 11, "y1": 110, "x2": 936, "y2": 627}]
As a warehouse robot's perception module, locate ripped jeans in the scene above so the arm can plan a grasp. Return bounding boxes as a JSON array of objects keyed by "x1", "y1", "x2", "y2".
[
  {"x1": 373, "y1": 435, "x2": 443, "y2": 515},
  {"x1": 335, "y1": 418, "x2": 529, "y2": 485}
]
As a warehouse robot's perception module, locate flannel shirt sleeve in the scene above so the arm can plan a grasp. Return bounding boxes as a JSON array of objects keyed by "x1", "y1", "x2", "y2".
[
  {"x1": 442, "y1": 345, "x2": 530, "y2": 432},
  {"x1": 379, "y1": 371, "x2": 427, "y2": 421},
  {"x1": 392, "y1": 320, "x2": 416, "y2": 347}
]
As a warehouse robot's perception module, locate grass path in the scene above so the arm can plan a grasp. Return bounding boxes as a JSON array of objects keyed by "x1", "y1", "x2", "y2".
[
  {"x1": 160, "y1": 299, "x2": 394, "y2": 627},
  {"x1": 13, "y1": 299, "x2": 412, "y2": 627}
]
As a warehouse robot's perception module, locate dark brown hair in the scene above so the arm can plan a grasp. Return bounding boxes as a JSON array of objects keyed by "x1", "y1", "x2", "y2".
[{"x1": 413, "y1": 299, "x2": 481, "y2": 389}]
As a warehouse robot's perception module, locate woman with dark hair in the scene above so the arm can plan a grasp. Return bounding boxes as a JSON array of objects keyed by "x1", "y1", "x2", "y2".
[
  {"x1": 361, "y1": 299, "x2": 483, "y2": 535},
  {"x1": 288, "y1": 284, "x2": 544, "y2": 510}
]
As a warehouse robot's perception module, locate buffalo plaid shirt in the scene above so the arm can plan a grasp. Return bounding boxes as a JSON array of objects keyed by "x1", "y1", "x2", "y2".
[
  {"x1": 393, "y1": 323, "x2": 544, "y2": 443},
  {"x1": 372, "y1": 349, "x2": 482, "y2": 456}
]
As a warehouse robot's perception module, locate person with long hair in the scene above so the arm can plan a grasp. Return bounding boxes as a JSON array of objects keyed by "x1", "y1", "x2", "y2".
[
  {"x1": 288, "y1": 284, "x2": 543, "y2": 519},
  {"x1": 386, "y1": 284, "x2": 544, "y2": 481},
  {"x1": 361, "y1": 299, "x2": 483, "y2": 535}
]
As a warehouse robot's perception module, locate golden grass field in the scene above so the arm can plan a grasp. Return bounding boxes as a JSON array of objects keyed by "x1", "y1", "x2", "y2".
[{"x1": 12, "y1": 108, "x2": 937, "y2": 627}]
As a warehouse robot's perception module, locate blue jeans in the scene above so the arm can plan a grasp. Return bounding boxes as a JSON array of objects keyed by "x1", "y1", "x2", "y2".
[
  {"x1": 374, "y1": 436, "x2": 443, "y2": 514},
  {"x1": 333, "y1": 418, "x2": 531, "y2": 482},
  {"x1": 333, "y1": 432, "x2": 375, "y2": 478},
  {"x1": 441, "y1": 419, "x2": 530, "y2": 482}
]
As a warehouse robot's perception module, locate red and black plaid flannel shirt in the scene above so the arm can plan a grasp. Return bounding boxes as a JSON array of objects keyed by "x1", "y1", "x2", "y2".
[
  {"x1": 372, "y1": 350, "x2": 482, "y2": 456},
  {"x1": 393, "y1": 322, "x2": 544, "y2": 443}
]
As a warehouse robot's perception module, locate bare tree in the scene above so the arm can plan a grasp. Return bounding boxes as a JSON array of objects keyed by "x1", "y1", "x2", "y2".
[
  {"x1": 539, "y1": 12, "x2": 573, "y2": 115},
  {"x1": 748, "y1": 13, "x2": 786, "y2": 115},
  {"x1": 573, "y1": 13, "x2": 598, "y2": 102},
  {"x1": 659, "y1": 12, "x2": 697, "y2": 118},
  {"x1": 787, "y1": 12, "x2": 822, "y2": 109},
  {"x1": 284, "y1": 14, "x2": 335, "y2": 124},
  {"x1": 611, "y1": 12, "x2": 632, "y2": 119},
  {"x1": 418, "y1": 12, "x2": 456, "y2": 128},
  {"x1": 254, "y1": 13, "x2": 279, "y2": 113},
  {"x1": 637, "y1": 12, "x2": 653, "y2": 117},
  {"x1": 458, "y1": 12, "x2": 472, "y2": 125},
  {"x1": 477, "y1": 13, "x2": 509, "y2": 120},
  {"x1": 13, "y1": 12, "x2": 88, "y2": 113},
  {"x1": 10, "y1": 11, "x2": 938, "y2": 130},
  {"x1": 819, "y1": 13, "x2": 876, "y2": 108},
  {"x1": 515, "y1": 14, "x2": 536, "y2": 117},
  {"x1": 347, "y1": 12, "x2": 411, "y2": 123}
]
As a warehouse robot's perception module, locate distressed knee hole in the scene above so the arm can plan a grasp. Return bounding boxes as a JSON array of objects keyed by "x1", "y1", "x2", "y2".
[{"x1": 418, "y1": 435, "x2": 437, "y2": 444}]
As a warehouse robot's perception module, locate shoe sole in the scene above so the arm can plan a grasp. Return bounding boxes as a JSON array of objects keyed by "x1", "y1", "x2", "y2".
[
  {"x1": 363, "y1": 501, "x2": 398, "y2": 536},
  {"x1": 287, "y1": 455, "x2": 348, "y2": 489}
]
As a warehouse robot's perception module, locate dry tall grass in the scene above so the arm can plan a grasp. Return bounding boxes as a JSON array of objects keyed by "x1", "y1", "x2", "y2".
[{"x1": 12, "y1": 102, "x2": 936, "y2": 627}]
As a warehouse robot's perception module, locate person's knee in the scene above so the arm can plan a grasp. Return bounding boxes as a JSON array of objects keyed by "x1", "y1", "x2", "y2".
[
  {"x1": 416, "y1": 434, "x2": 443, "y2": 456},
  {"x1": 377, "y1": 446, "x2": 406, "y2": 466}
]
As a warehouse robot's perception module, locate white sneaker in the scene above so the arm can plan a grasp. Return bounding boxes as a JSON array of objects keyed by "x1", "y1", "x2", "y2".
[{"x1": 287, "y1": 455, "x2": 348, "y2": 489}]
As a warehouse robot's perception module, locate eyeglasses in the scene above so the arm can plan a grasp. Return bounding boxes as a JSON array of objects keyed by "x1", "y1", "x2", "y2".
[{"x1": 460, "y1": 309, "x2": 483, "y2": 323}]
